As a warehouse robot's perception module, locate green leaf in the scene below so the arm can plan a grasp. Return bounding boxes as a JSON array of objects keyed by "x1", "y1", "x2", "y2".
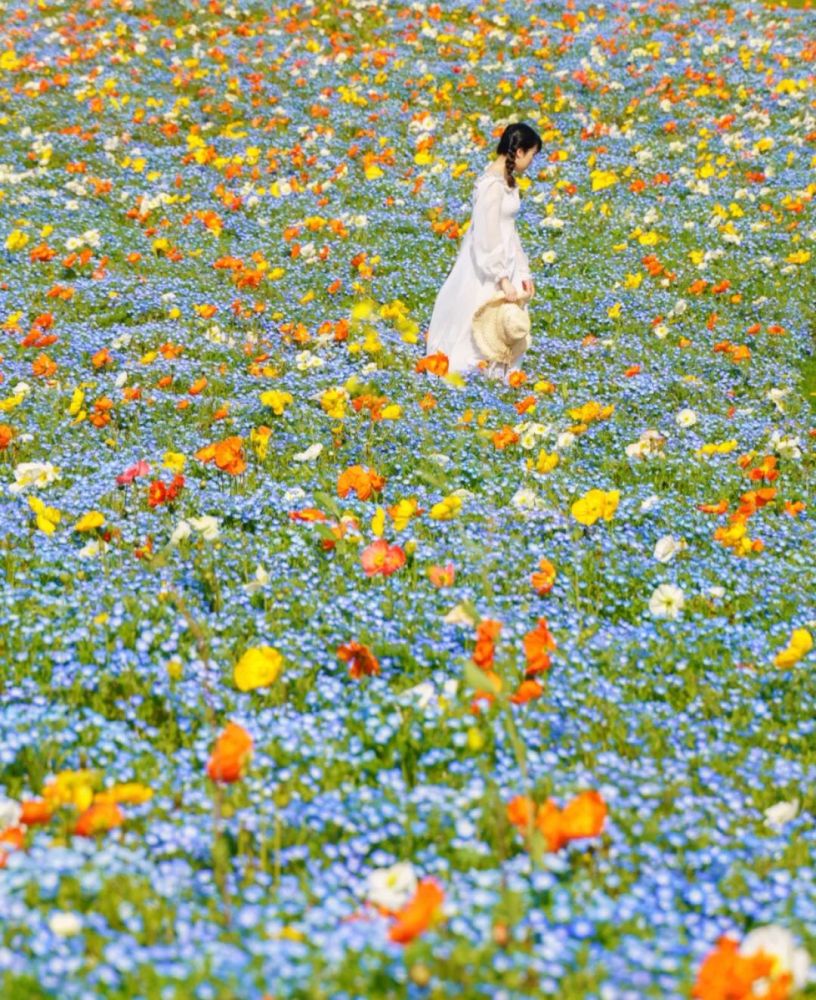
[
  {"x1": 464, "y1": 660, "x2": 494, "y2": 693},
  {"x1": 312, "y1": 490, "x2": 341, "y2": 518}
]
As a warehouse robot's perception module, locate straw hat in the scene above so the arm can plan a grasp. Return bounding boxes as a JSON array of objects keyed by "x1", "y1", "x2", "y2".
[{"x1": 471, "y1": 293, "x2": 531, "y2": 366}]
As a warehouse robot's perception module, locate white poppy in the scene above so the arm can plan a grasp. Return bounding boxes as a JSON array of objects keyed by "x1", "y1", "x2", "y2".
[
  {"x1": 675, "y1": 408, "x2": 697, "y2": 428},
  {"x1": 243, "y1": 564, "x2": 270, "y2": 595},
  {"x1": 292, "y1": 443, "x2": 323, "y2": 463},
  {"x1": 0, "y1": 798, "x2": 21, "y2": 830},
  {"x1": 366, "y1": 862, "x2": 418, "y2": 912},
  {"x1": 653, "y1": 535, "x2": 688, "y2": 563},
  {"x1": 8, "y1": 461, "x2": 61, "y2": 494},
  {"x1": 739, "y1": 926, "x2": 809, "y2": 991},
  {"x1": 170, "y1": 520, "x2": 192, "y2": 546},
  {"x1": 187, "y1": 515, "x2": 220, "y2": 541},
  {"x1": 763, "y1": 799, "x2": 799, "y2": 830},
  {"x1": 49, "y1": 912, "x2": 83, "y2": 937},
  {"x1": 648, "y1": 583, "x2": 685, "y2": 619}
]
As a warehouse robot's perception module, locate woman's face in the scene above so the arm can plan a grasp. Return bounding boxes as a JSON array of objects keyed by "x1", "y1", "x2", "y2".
[{"x1": 513, "y1": 146, "x2": 537, "y2": 173}]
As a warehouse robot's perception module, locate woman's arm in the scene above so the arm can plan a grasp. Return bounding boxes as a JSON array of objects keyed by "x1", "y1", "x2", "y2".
[{"x1": 471, "y1": 179, "x2": 511, "y2": 289}]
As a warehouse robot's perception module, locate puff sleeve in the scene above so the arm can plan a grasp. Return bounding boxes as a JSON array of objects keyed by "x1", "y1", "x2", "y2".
[
  {"x1": 470, "y1": 178, "x2": 511, "y2": 286},
  {"x1": 512, "y1": 226, "x2": 531, "y2": 283}
]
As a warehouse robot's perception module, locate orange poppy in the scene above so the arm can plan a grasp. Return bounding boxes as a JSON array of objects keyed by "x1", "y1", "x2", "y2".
[
  {"x1": 360, "y1": 539, "x2": 405, "y2": 577},
  {"x1": 74, "y1": 802, "x2": 125, "y2": 837},
  {"x1": 531, "y1": 557, "x2": 556, "y2": 595},
  {"x1": 523, "y1": 618, "x2": 557, "y2": 676},
  {"x1": 19, "y1": 799, "x2": 54, "y2": 826},
  {"x1": 206, "y1": 722, "x2": 253, "y2": 783},
  {"x1": 388, "y1": 878, "x2": 445, "y2": 944},
  {"x1": 337, "y1": 641, "x2": 381, "y2": 679},
  {"x1": 692, "y1": 935, "x2": 787, "y2": 1000},
  {"x1": 337, "y1": 464, "x2": 385, "y2": 501}
]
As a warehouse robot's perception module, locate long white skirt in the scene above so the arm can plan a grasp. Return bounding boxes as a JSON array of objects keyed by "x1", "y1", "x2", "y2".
[{"x1": 425, "y1": 226, "x2": 528, "y2": 376}]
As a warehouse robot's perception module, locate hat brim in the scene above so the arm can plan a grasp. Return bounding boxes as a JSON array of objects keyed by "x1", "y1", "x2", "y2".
[{"x1": 472, "y1": 297, "x2": 531, "y2": 365}]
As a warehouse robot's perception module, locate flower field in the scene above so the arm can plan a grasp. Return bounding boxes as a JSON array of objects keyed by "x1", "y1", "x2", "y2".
[{"x1": 1, "y1": 0, "x2": 816, "y2": 997}]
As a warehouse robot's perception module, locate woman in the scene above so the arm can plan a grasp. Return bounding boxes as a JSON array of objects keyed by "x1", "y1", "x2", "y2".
[{"x1": 425, "y1": 121, "x2": 542, "y2": 377}]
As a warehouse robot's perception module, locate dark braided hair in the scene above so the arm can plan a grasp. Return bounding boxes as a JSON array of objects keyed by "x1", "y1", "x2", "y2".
[{"x1": 496, "y1": 122, "x2": 543, "y2": 190}]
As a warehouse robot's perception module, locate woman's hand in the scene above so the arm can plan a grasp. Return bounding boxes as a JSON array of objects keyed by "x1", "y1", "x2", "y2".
[
  {"x1": 521, "y1": 278, "x2": 535, "y2": 301},
  {"x1": 499, "y1": 277, "x2": 520, "y2": 302}
]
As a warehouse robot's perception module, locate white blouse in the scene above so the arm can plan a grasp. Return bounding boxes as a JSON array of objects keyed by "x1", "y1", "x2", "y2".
[{"x1": 425, "y1": 168, "x2": 531, "y2": 375}]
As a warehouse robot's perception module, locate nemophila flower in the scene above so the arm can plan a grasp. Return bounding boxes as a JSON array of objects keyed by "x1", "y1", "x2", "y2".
[
  {"x1": 571, "y1": 488, "x2": 620, "y2": 526},
  {"x1": 649, "y1": 583, "x2": 685, "y2": 619},
  {"x1": 7, "y1": 461, "x2": 61, "y2": 493},
  {"x1": 27, "y1": 495, "x2": 61, "y2": 535},
  {"x1": 206, "y1": 722, "x2": 253, "y2": 784},
  {"x1": 74, "y1": 801, "x2": 125, "y2": 837},
  {"x1": 653, "y1": 535, "x2": 688, "y2": 563},
  {"x1": 531, "y1": 557, "x2": 556, "y2": 594},
  {"x1": 194, "y1": 435, "x2": 247, "y2": 476},
  {"x1": 693, "y1": 928, "x2": 810, "y2": 1000},
  {"x1": 234, "y1": 646, "x2": 283, "y2": 692},
  {"x1": 388, "y1": 878, "x2": 445, "y2": 945},
  {"x1": 337, "y1": 464, "x2": 385, "y2": 501},
  {"x1": 773, "y1": 628, "x2": 812, "y2": 669},
  {"x1": 337, "y1": 641, "x2": 380, "y2": 679},
  {"x1": 366, "y1": 861, "x2": 417, "y2": 913},
  {"x1": 360, "y1": 539, "x2": 405, "y2": 577},
  {"x1": 506, "y1": 791, "x2": 607, "y2": 852}
]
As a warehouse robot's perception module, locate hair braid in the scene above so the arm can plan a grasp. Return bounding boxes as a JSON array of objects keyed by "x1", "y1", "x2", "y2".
[{"x1": 505, "y1": 130, "x2": 521, "y2": 189}]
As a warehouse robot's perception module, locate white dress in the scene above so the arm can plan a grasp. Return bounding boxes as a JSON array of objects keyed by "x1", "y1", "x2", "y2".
[{"x1": 425, "y1": 167, "x2": 531, "y2": 376}]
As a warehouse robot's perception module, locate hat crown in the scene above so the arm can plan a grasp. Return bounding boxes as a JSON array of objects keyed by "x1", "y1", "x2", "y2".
[{"x1": 471, "y1": 295, "x2": 531, "y2": 367}]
